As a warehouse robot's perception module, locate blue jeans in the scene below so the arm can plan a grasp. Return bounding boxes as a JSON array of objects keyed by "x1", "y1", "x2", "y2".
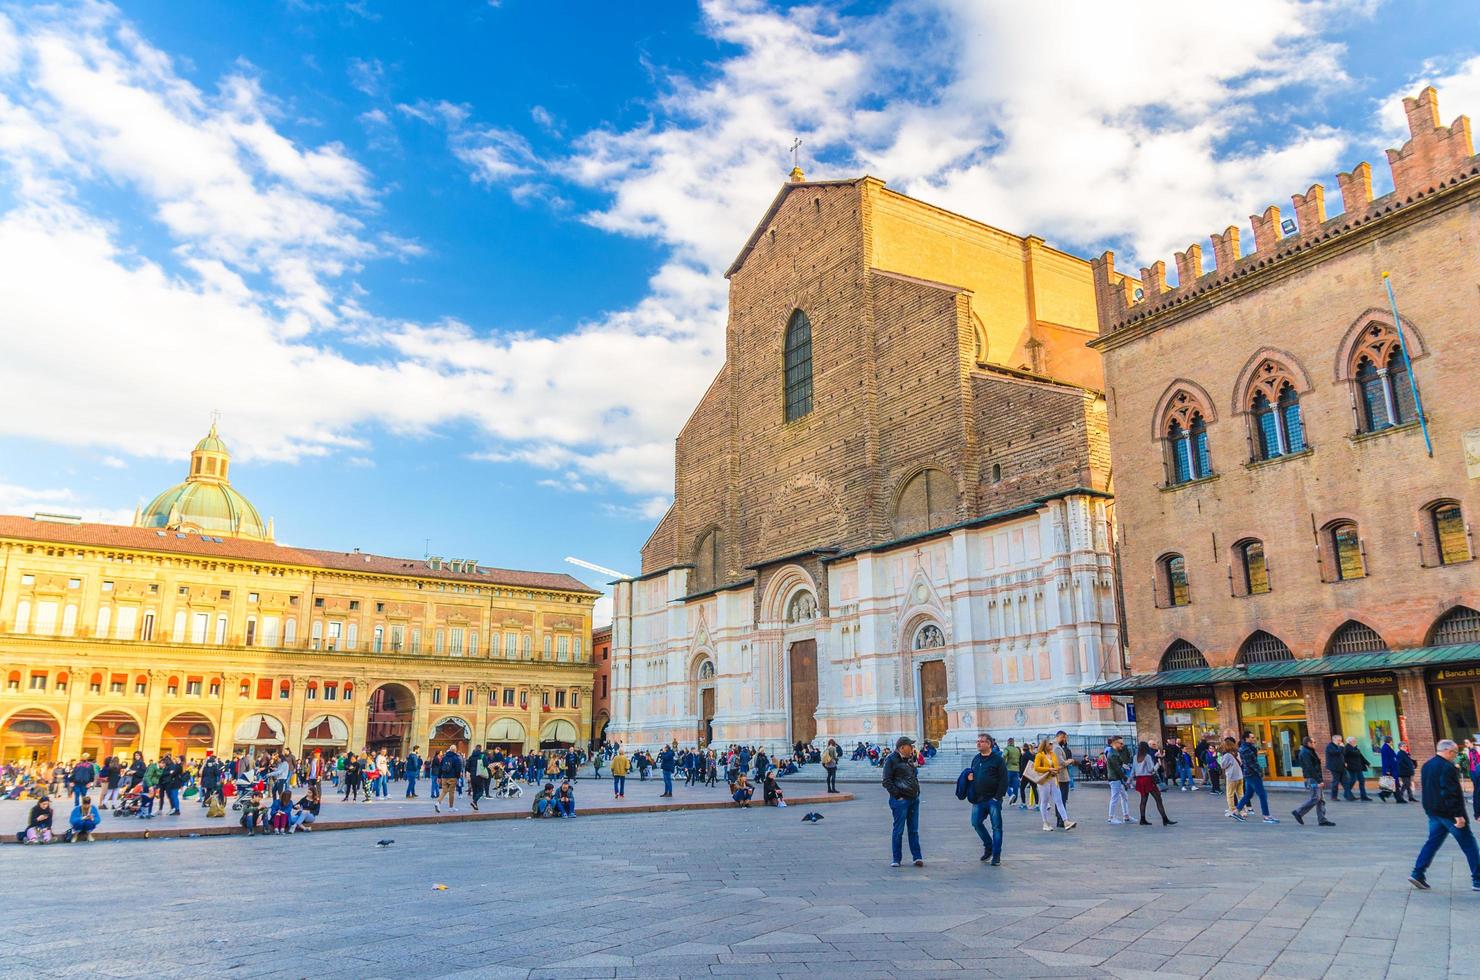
[
  {"x1": 1006, "y1": 772, "x2": 1020, "y2": 800},
  {"x1": 888, "y1": 796, "x2": 922, "y2": 863},
  {"x1": 405, "y1": 773, "x2": 417, "y2": 797},
  {"x1": 163, "y1": 788, "x2": 180, "y2": 812},
  {"x1": 72, "y1": 784, "x2": 88, "y2": 806},
  {"x1": 1413, "y1": 816, "x2": 1480, "y2": 883},
  {"x1": 1237, "y1": 772, "x2": 1270, "y2": 816},
  {"x1": 971, "y1": 799, "x2": 1002, "y2": 861},
  {"x1": 662, "y1": 771, "x2": 673, "y2": 794},
  {"x1": 1177, "y1": 760, "x2": 1192, "y2": 789},
  {"x1": 558, "y1": 799, "x2": 575, "y2": 817},
  {"x1": 612, "y1": 775, "x2": 625, "y2": 796}
]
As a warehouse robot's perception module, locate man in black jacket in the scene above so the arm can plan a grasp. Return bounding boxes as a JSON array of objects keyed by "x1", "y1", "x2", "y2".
[
  {"x1": 881, "y1": 736, "x2": 923, "y2": 868},
  {"x1": 966, "y1": 733, "x2": 1007, "y2": 866},
  {"x1": 1409, "y1": 740, "x2": 1480, "y2": 891},
  {"x1": 1292, "y1": 736, "x2": 1334, "y2": 826},
  {"x1": 1343, "y1": 737, "x2": 1373, "y2": 801},
  {"x1": 1324, "y1": 735, "x2": 1349, "y2": 801},
  {"x1": 157, "y1": 753, "x2": 184, "y2": 815}
]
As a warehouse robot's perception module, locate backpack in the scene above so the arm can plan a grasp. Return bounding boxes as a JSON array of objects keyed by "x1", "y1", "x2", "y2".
[
  {"x1": 954, "y1": 767, "x2": 971, "y2": 801},
  {"x1": 440, "y1": 755, "x2": 461, "y2": 778}
]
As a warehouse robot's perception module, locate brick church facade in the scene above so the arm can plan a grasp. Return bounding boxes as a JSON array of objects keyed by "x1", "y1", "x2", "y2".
[
  {"x1": 1086, "y1": 89, "x2": 1480, "y2": 779},
  {"x1": 608, "y1": 173, "x2": 1127, "y2": 754}
]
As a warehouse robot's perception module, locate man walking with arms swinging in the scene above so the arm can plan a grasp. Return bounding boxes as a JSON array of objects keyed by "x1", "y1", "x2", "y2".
[{"x1": 1409, "y1": 739, "x2": 1480, "y2": 892}]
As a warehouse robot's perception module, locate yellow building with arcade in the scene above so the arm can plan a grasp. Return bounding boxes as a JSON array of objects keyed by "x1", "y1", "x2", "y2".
[{"x1": 0, "y1": 427, "x2": 598, "y2": 765}]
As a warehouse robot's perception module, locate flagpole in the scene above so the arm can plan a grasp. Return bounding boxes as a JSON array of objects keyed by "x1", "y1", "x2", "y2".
[{"x1": 1381, "y1": 272, "x2": 1433, "y2": 457}]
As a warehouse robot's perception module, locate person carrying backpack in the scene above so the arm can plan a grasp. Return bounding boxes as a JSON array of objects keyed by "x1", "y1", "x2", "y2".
[
  {"x1": 434, "y1": 746, "x2": 463, "y2": 813},
  {"x1": 964, "y1": 733, "x2": 1007, "y2": 866}
]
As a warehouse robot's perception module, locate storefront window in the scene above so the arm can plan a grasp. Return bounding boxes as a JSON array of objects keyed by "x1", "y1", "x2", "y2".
[
  {"x1": 1159, "y1": 688, "x2": 1219, "y2": 750},
  {"x1": 1430, "y1": 666, "x2": 1480, "y2": 746},
  {"x1": 1238, "y1": 687, "x2": 1307, "y2": 779},
  {"x1": 1328, "y1": 674, "x2": 1400, "y2": 777}
]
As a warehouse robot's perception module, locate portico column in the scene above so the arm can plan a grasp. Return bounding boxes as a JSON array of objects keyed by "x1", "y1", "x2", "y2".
[
  {"x1": 59, "y1": 662, "x2": 91, "y2": 759},
  {"x1": 412, "y1": 680, "x2": 432, "y2": 755},
  {"x1": 349, "y1": 675, "x2": 372, "y2": 752},
  {"x1": 473, "y1": 683, "x2": 491, "y2": 748},
  {"x1": 527, "y1": 684, "x2": 543, "y2": 753},
  {"x1": 217, "y1": 673, "x2": 244, "y2": 757},
  {"x1": 287, "y1": 677, "x2": 309, "y2": 755},
  {"x1": 141, "y1": 669, "x2": 169, "y2": 759}
]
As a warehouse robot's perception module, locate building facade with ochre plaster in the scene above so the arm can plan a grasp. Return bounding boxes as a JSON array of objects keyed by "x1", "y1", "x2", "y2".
[
  {"x1": 609, "y1": 171, "x2": 1128, "y2": 757},
  {"x1": 0, "y1": 426, "x2": 599, "y2": 764}
]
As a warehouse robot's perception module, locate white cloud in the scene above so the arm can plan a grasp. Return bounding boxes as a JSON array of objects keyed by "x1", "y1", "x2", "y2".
[
  {"x1": 1378, "y1": 54, "x2": 1480, "y2": 140},
  {"x1": 0, "y1": 481, "x2": 134, "y2": 525}
]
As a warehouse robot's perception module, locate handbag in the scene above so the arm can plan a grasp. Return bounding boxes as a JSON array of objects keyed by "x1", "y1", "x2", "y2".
[
  {"x1": 1024, "y1": 765, "x2": 1054, "y2": 786},
  {"x1": 1378, "y1": 775, "x2": 1396, "y2": 791}
]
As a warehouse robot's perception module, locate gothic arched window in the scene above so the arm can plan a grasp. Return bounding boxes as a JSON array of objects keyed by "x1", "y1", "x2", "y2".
[{"x1": 783, "y1": 310, "x2": 813, "y2": 422}]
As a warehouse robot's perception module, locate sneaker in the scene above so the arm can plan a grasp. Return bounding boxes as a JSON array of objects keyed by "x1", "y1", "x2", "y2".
[
  {"x1": 980, "y1": 849, "x2": 991, "y2": 862},
  {"x1": 890, "y1": 861, "x2": 900, "y2": 868},
  {"x1": 470, "y1": 801, "x2": 478, "y2": 811},
  {"x1": 1108, "y1": 818, "x2": 1121, "y2": 825},
  {"x1": 913, "y1": 859, "x2": 924, "y2": 867},
  {"x1": 990, "y1": 859, "x2": 1000, "y2": 867},
  {"x1": 1291, "y1": 809, "x2": 1304, "y2": 825},
  {"x1": 433, "y1": 802, "x2": 440, "y2": 813},
  {"x1": 1063, "y1": 821, "x2": 1077, "y2": 831},
  {"x1": 1409, "y1": 875, "x2": 1430, "y2": 890},
  {"x1": 1225, "y1": 810, "x2": 1235, "y2": 817},
  {"x1": 1230, "y1": 812, "x2": 1245, "y2": 822},
  {"x1": 1262, "y1": 816, "x2": 1280, "y2": 824},
  {"x1": 1318, "y1": 819, "x2": 1336, "y2": 827},
  {"x1": 1042, "y1": 824, "x2": 1054, "y2": 831}
]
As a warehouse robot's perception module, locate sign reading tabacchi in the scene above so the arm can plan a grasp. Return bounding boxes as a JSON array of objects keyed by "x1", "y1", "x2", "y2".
[{"x1": 1239, "y1": 688, "x2": 1301, "y2": 702}]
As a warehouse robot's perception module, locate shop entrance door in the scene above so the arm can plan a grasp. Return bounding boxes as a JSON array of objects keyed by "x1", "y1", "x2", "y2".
[{"x1": 1250, "y1": 717, "x2": 1307, "y2": 780}]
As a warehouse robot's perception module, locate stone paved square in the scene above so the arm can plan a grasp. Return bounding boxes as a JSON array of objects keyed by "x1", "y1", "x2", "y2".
[{"x1": 3, "y1": 783, "x2": 1473, "y2": 978}]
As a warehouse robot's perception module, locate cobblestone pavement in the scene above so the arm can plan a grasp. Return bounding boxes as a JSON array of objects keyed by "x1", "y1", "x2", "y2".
[{"x1": 2, "y1": 782, "x2": 1473, "y2": 979}]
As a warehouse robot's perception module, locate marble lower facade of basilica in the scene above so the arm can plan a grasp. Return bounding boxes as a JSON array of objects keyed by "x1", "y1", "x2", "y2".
[{"x1": 608, "y1": 492, "x2": 1130, "y2": 754}]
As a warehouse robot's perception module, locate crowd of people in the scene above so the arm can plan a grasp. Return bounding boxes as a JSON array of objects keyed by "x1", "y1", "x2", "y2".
[{"x1": 875, "y1": 728, "x2": 1480, "y2": 894}]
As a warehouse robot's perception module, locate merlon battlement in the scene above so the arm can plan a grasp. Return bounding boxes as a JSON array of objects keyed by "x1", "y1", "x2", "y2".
[{"x1": 1092, "y1": 87, "x2": 1478, "y2": 336}]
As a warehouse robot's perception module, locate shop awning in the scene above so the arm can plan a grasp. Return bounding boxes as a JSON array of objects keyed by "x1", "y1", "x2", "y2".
[{"x1": 1083, "y1": 641, "x2": 1480, "y2": 694}]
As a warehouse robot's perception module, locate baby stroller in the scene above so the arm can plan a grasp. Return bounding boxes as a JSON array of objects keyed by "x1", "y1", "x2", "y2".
[
  {"x1": 230, "y1": 777, "x2": 261, "y2": 811},
  {"x1": 492, "y1": 774, "x2": 523, "y2": 799},
  {"x1": 113, "y1": 784, "x2": 146, "y2": 817}
]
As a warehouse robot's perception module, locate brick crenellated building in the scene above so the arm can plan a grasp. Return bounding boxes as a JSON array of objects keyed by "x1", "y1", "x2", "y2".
[
  {"x1": 609, "y1": 171, "x2": 1127, "y2": 757},
  {"x1": 1085, "y1": 88, "x2": 1480, "y2": 779}
]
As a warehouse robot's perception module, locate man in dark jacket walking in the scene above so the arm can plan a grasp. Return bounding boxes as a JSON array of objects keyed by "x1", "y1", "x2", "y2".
[
  {"x1": 1409, "y1": 739, "x2": 1480, "y2": 891},
  {"x1": 1292, "y1": 736, "x2": 1334, "y2": 826},
  {"x1": 966, "y1": 733, "x2": 1007, "y2": 865},
  {"x1": 1235, "y1": 731, "x2": 1277, "y2": 823},
  {"x1": 1325, "y1": 735, "x2": 1349, "y2": 801},
  {"x1": 882, "y1": 736, "x2": 923, "y2": 868},
  {"x1": 1343, "y1": 737, "x2": 1373, "y2": 801}
]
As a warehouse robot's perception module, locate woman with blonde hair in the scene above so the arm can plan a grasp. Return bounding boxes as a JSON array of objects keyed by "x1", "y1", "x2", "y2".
[{"x1": 1031, "y1": 739, "x2": 1075, "y2": 831}]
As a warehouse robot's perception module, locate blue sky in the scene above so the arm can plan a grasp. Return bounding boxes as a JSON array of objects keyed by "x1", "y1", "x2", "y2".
[{"x1": 1, "y1": 0, "x2": 1478, "y2": 620}]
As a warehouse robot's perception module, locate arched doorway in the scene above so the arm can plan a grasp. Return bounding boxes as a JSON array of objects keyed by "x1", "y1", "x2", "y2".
[
  {"x1": 301, "y1": 714, "x2": 350, "y2": 760},
  {"x1": 429, "y1": 716, "x2": 471, "y2": 755},
  {"x1": 486, "y1": 717, "x2": 526, "y2": 756},
  {"x1": 540, "y1": 718, "x2": 579, "y2": 750},
  {"x1": 1, "y1": 708, "x2": 59, "y2": 764},
  {"x1": 233, "y1": 713, "x2": 286, "y2": 757},
  {"x1": 913, "y1": 623, "x2": 948, "y2": 746},
  {"x1": 590, "y1": 711, "x2": 610, "y2": 751},
  {"x1": 161, "y1": 713, "x2": 215, "y2": 763},
  {"x1": 83, "y1": 711, "x2": 141, "y2": 762},
  {"x1": 693, "y1": 657, "x2": 716, "y2": 747},
  {"x1": 367, "y1": 683, "x2": 416, "y2": 754}
]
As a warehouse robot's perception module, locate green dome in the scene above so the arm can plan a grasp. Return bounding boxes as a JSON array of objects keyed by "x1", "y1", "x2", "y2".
[
  {"x1": 194, "y1": 429, "x2": 229, "y2": 454},
  {"x1": 138, "y1": 480, "x2": 270, "y2": 541}
]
